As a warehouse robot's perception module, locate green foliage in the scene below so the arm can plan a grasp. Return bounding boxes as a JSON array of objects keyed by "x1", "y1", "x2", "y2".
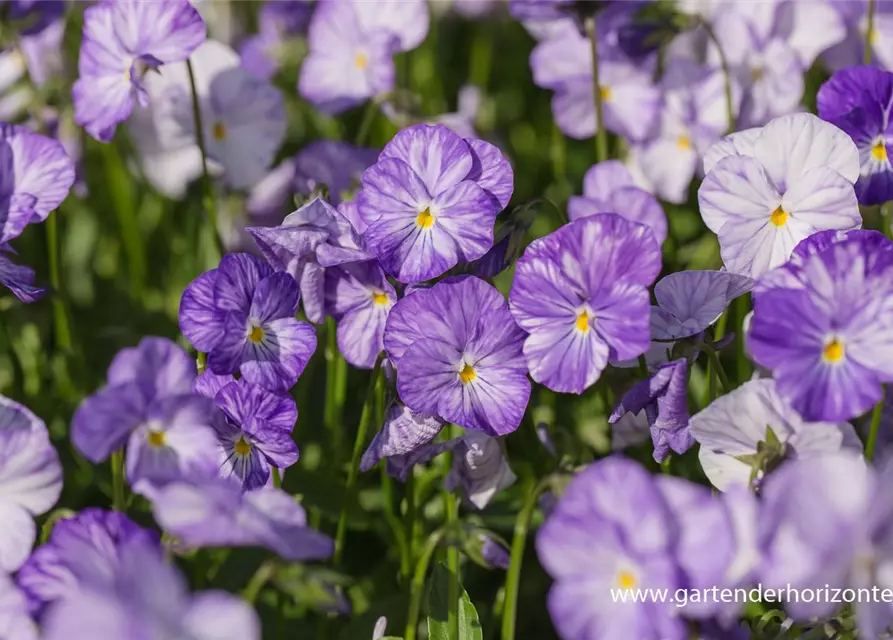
[{"x1": 427, "y1": 563, "x2": 484, "y2": 640}]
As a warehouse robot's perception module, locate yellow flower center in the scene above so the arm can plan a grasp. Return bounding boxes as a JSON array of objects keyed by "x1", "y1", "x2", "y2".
[
  {"x1": 575, "y1": 310, "x2": 590, "y2": 333},
  {"x1": 355, "y1": 52, "x2": 369, "y2": 69},
  {"x1": 459, "y1": 363, "x2": 477, "y2": 384},
  {"x1": 770, "y1": 205, "x2": 788, "y2": 227},
  {"x1": 234, "y1": 437, "x2": 251, "y2": 456},
  {"x1": 416, "y1": 207, "x2": 434, "y2": 229},
  {"x1": 249, "y1": 325, "x2": 265, "y2": 343},
  {"x1": 677, "y1": 135, "x2": 691, "y2": 150},
  {"x1": 873, "y1": 140, "x2": 888, "y2": 161},
  {"x1": 823, "y1": 338, "x2": 845, "y2": 363},
  {"x1": 147, "y1": 431, "x2": 166, "y2": 448},
  {"x1": 616, "y1": 571, "x2": 637, "y2": 590},
  {"x1": 599, "y1": 85, "x2": 612, "y2": 101},
  {"x1": 212, "y1": 121, "x2": 226, "y2": 141}
]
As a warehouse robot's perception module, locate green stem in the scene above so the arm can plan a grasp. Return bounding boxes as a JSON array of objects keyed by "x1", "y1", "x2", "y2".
[
  {"x1": 733, "y1": 295, "x2": 751, "y2": 382},
  {"x1": 866, "y1": 388, "x2": 885, "y2": 461},
  {"x1": 333, "y1": 357, "x2": 383, "y2": 567},
  {"x1": 272, "y1": 467, "x2": 281, "y2": 489},
  {"x1": 186, "y1": 58, "x2": 223, "y2": 261},
  {"x1": 445, "y1": 437, "x2": 460, "y2": 640},
  {"x1": 110, "y1": 450, "x2": 126, "y2": 512},
  {"x1": 469, "y1": 22, "x2": 494, "y2": 89},
  {"x1": 324, "y1": 318, "x2": 348, "y2": 462},
  {"x1": 701, "y1": 342, "x2": 731, "y2": 396},
  {"x1": 243, "y1": 560, "x2": 276, "y2": 604},
  {"x1": 502, "y1": 478, "x2": 550, "y2": 640},
  {"x1": 404, "y1": 527, "x2": 448, "y2": 640},
  {"x1": 381, "y1": 464, "x2": 410, "y2": 579},
  {"x1": 583, "y1": 16, "x2": 609, "y2": 163},
  {"x1": 882, "y1": 202, "x2": 893, "y2": 240},
  {"x1": 866, "y1": 0, "x2": 877, "y2": 64},
  {"x1": 100, "y1": 141, "x2": 145, "y2": 301},
  {"x1": 355, "y1": 99, "x2": 379, "y2": 147},
  {"x1": 405, "y1": 470, "x2": 418, "y2": 571},
  {"x1": 44, "y1": 213, "x2": 72, "y2": 350},
  {"x1": 699, "y1": 19, "x2": 735, "y2": 133}
]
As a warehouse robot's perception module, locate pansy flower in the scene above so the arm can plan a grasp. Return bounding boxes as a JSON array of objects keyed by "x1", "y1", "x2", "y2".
[
  {"x1": 72, "y1": 0, "x2": 206, "y2": 142},
  {"x1": 179, "y1": 253, "x2": 317, "y2": 392},
  {"x1": 699, "y1": 113, "x2": 861, "y2": 279},
  {"x1": 650, "y1": 270, "x2": 753, "y2": 341},
  {"x1": 0, "y1": 246, "x2": 42, "y2": 302},
  {"x1": 444, "y1": 431, "x2": 517, "y2": 510},
  {"x1": 71, "y1": 338, "x2": 219, "y2": 491},
  {"x1": 357, "y1": 124, "x2": 513, "y2": 283},
  {"x1": 818, "y1": 65, "x2": 893, "y2": 205},
  {"x1": 247, "y1": 198, "x2": 373, "y2": 324},
  {"x1": 0, "y1": 395, "x2": 63, "y2": 573},
  {"x1": 151, "y1": 477, "x2": 334, "y2": 562},
  {"x1": 239, "y1": 1, "x2": 314, "y2": 80},
  {"x1": 568, "y1": 160, "x2": 667, "y2": 244},
  {"x1": 0, "y1": 571, "x2": 37, "y2": 640},
  {"x1": 360, "y1": 400, "x2": 445, "y2": 476},
  {"x1": 384, "y1": 276, "x2": 530, "y2": 435},
  {"x1": 510, "y1": 213, "x2": 661, "y2": 394},
  {"x1": 194, "y1": 372, "x2": 299, "y2": 490},
  {"x1": 824, "y1": 0, "x2": 893, "y2": 72},
  {"x1": 748, "y1": 232, "x2": 893, "y2": 422}
]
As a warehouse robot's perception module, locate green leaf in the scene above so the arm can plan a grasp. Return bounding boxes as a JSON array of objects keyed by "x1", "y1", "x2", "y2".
[{"x1": 426, "y1": 562, "x2": 483, "y2": 640}]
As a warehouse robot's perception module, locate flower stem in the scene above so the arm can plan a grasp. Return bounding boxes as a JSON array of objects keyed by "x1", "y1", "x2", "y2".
[
  {"x1": 44, "y1": 212, "x2": 72, "y2": 350},
  {"x1": 583, "y1": 15, "x2": 609, "y2": 163},
  {"x1": 699, "y1": 19, "x2": 735, "y2": 133},
  {"x1": 186, "y1": 58, "x2": 223, "y2": 261},
  {"x1": 272, "y1": 467, "x2": 281, "y2": 489},
  {"x1": 243, "y1": 560, "x2": 276, "y2": 604},
  {"x1": 445, "y1": 458, "x2": 460, "y2": 640},
  {"x1": 324, "y1": 318, "x2": 348, "y2": 462},
  {"x1": 355, "y1": 99, "x2": 379, "y2": 147},
  {"x1": 701, "y1": 342, "x2": 731, "y2": 396},
  {"x1": 866, "y1": 388, "x2": 885, "y2": 461},
  {"x1": 110, "y1": 450, "x2": 126, "y2": 512},
  {"x1": 333, "y1": 356, "x2": 383, "y2": 567},
  {"x1": 866, "y1": 0, "x2": 877, "y2": 64},
  {"x1": 502, "y1": 477, "x2": 550, "y2": 640},
  {"x1": 100, "y1": 141, "x2": 145, "y2": 302},
  {"x1": 381, "y1": 464, "x2": 410, "y2": 579},
  {"x1": 405, "y1": 470, "x2": 418, "y2": 573},
  {"x1": 404, "y1": 527, "x2": 447, "y2": 640},
  {"x1": 733, "y1": 295, "x2": 751, "y2": 382}
]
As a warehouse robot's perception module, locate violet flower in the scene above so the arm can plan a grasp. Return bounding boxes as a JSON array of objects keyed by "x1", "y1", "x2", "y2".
[
  {"x1": 179, "y1": 253, "x2": 317, "y2": 392},
  {"x1": 239, "y1": 1, "x2": 314, "y2": 80},
  {"x1": 0, "y1": 570, "x2": 37, "y2": 640},
  {"x1": 0, "y1": 245, "x2": 42, "y2": 302},
  {"x1": 293, "y1": 140, "x2": 379, "y2": 205},
  {"x1": 650, "y1": 270, "x2": 753, "y2": 341}
]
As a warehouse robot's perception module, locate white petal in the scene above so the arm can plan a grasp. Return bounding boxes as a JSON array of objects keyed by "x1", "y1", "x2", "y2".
[{"x1": 702, "y1": 127, "x2": 761, "y2": 175}]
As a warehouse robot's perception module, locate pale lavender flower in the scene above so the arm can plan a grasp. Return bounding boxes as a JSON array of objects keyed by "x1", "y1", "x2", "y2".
[
  {"x1": 444, "y1": 431, "x2": 517, "y2": 510},
  {"x1": 0, "y1": 245, "x2": 42, "y2": 302},
  {"x1": 0, "y1": 571, "x2": 37, "y2": 640},
  {"x1": 360, "y1": 401, "x2": 445, "y2": 475},
  {"x1": 824, "y1": 0, "x2": 893, "y2": 71},
  {"x1": 650, "y1": 270, "x2": 753, "y2": 341}
]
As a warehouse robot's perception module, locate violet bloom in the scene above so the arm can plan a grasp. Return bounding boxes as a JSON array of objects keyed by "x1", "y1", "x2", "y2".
[
  {"x1": 0, "y1": 123, "x2": 75, "y2": 244},
  {"x1": 444, "y1": 431, "x2": 517, "y2": 510},
  {"x1": 0, "y1": 571, "x2": 37, "y2": 640},
  {"x1": 0, "y1": 395, "x2": 63, "y2": 573},
  {"x1": 41, "y1": 537, "x2": 260, "y2": 640},
  {"x1": 824, "y1": 0, "x2": 893, "y2": 72},
  {"x1": 632, "y1": 60, "x2": 732, "y2": 204},
  {"x1": 151, "y1": 477, "x2": 334, "y2": 562},
  {"x1": 748, "y1": 232, "x2": 893, "y2": 422},
  {"x1": 0, "y1": 246, "x2": 42, "y2": 302},
  {"x1": 530, "y1": 27, "x2": 660, "y2": 141},
  {"x1": 72, "y1": 0, "x2": 206, "y2": 142},
  {"x1": 610, "y1": 359, "x2": 692, "y2": 463},
  {"x1": 818, "y1": 66, "x2": 893, "y2": 205},
  {"x1": 384, "y1": 276, "x2": 530, "y2": 435},
  {"x1": 300, "y1": 0, "x2": 430, "y2": 114},
  {"x1": 510, "y1": 214, "x2": 661, "y2": 394},
  {"x1": 247, "y1": 198, "x2": 373, "y2": 324},
  {"x1": 699, "y1": 113, "x2": 861, "y2": 279},
  {"x1": 179, "y1": 253, "x2": 317, "y2": 392},
  {"x1": 568, "y1": 160, "x2": 667, "y2": 244},
  {"x1": 293, "y1": 141, "x2": 379, "y2": 204},
  {"x1": 17, "y1": 509, "x2": 158, "y2": 618},
  {"x1": 536, "y1": 457, "x2": 687, "y2": 640},
  {"x1": 194, "y1": 371, "x2": 298, "y2": 490},
  {"x1": 360, "y1": 401, "x2": 445, "y2": 476},
  {"x1": 71, "y1": 337, "x2": 219, "y2": 490},
  {"x1": 326, "y1": 261, "x2": 398, "y2": 369},
  {"x1": 758, "y1": 452, "x2": 893, "y2": 635},
  {"x1": 239, "y1": 1, "x2": 314, "y2": 80},
  {"x1": 435, "y1": 85, "x2": 482, "y2": 139},
  {"x1": 358, "y1": 124, "x2": 513, "y2": 283},
  {"x1": 651, "y1": 270, "x2": 753, "y2": 341},
  {"x1": 690, "y1": 379, "x2": 861, "y2": 492}
]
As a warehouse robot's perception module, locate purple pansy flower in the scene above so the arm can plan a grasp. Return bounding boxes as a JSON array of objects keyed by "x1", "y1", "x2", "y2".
[
  {"x1": 179, "y1": 253, "x2": 317, "y2": 392},
  {"x1": 748, "y1": 232, "x2": 893, "y2": 422},
  {"x1": 41, "y1": 536, "x2": 260, "y2": 640},
  {"x1": 151, "y1": 477, "x2": 334, "y2": 562},
  {"x1": 567, "y1": 160, "x2": 667, "y2": 244},
  {"x1": 444, "y1": 431, "x2": 517, "y2": 510},
  {"x1": 357, "y1": 124, "x2": 513, "y2": 283},
  {"x1": 70, "y1": 337, "x2": 219, "y2": 490},
  {"x1": 0, "y1": 124, "x2": 75, "y2": 244},
  {"x1": 194, "y1": 371, "x2": 299, "y2": 490},
  {"x1": 247, "y1": 198, "x2": 373, "y2": 324},
  {"x1": 530, "y1": 28, "x2": 660, "y2": 141},
  {"x1": 818, "y1": 65, "x2": 893, "y2": 205},
  {"x1": 326, "y1": 261, "x2": 398, "y2": 369},
  {"x1": 360, "y1": 401, "x2": 446, "y2": 475},
  {"x1": 650, "y1": 270, "x2": 754, "y2": 341},
  {"x1": 690, "y1": 379, "x2": 861, "y2": 492},
  {"x1": 17, "y1": 509, "x2": 158, "y2": 618},
  {"x1": 699, "y1": 113, "x2": 861, "y2": 279},
  {"x1": 435, "y1": 85, "x2": 482, "y2": 139},
  {"x1": 536, "y1": 457, "x2": 687, "y2": 640},
  {"x1": 0, "y1": 245, "x2": 42, "y2": 302},
  {"x1": 510, "y1": 214, "x2": 661, "y2": 394},
  {"x1": 824, "y1": 0, "x2": 893, "y2": 72},
  {"x1": 0, "y1": 395, "x2": 63, "y2": 573},
  {"x1": 299, "y1": 0, "x2": 405, "y2": 114},
  {"x1": 72, "y1": 0, "x2": 206, "y2": 142},
  {"x1": 0, "y1": 571, "x2": 37, "y2": 640},
  {"x1": 610, "y1": 359, "x2": 693, "y2": 463},
  {"x1": 383, "y1": 276, "x2": 530, "y2": 435},
  {"x1": 293, "y1": 140, "x2": 379, "y2": 204},
  {"x1": 239, "y1": 1, "x2": 314, "y2": 80}
]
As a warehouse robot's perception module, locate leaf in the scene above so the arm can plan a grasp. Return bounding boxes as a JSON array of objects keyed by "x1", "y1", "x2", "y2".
[{"x1": 426, "y1": 562, "x2": 483, "y2": 640}]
